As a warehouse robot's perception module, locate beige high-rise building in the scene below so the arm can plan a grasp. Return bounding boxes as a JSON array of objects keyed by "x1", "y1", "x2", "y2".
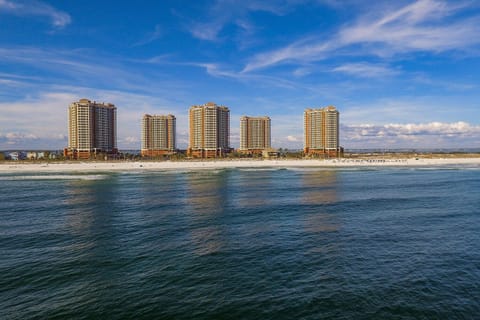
[
  {"x1": 188, "y1": 102, "x2": 230, "y2": 158},
  {"x1": 239, "y1": 116, "x2": 271, "y2": 154},
  {"x1": 304, "y1": 106, "x2": 342, "y2": 157},
  {"x1": 65, "y1": 98, "x2": 117, "y2": 159},
  {"x1": 141, "y1": 114, "x2": 176, "y2": 157}
]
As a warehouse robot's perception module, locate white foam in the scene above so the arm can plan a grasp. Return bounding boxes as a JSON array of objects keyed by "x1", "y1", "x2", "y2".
[
  {"x1": 1, "y1": 158, "x2": 480, "y2": 173},
  {"x1": 238, "y1": 168, "x2": 283, "y2": 172},
  {"x1": 0, "y1": 174, "x2": 107, "y2": 181}
]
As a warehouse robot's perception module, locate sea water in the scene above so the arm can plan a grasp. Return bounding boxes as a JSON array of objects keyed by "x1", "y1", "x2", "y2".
[{"x1": 1, "y1": 167, "x2": 479, "y2": 319}]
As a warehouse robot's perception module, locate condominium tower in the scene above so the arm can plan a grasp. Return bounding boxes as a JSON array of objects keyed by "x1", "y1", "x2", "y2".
[
  {"x1": 141, "y1": 114, "x2": 176, "y2": 157},
  {"x1": 65, "y1": 99, "x2": 117, "y2": 159},
  {"x1": 239, "y1": 116, "x2": 271, "y2": 154},
  {"x1": 304, "y1": 106, "x2": 342, "y2": 157},
  {"x1": 188, "y1": 102, "x2": 230, "y2": 158}
]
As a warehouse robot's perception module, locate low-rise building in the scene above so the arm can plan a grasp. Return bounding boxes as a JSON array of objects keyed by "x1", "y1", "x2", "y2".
[
  {"x1": 26, "y1": 152, "x2": 37, "y2": 160},
  {"x1": 7, "y1": 152, "x2": 23, "y2": 160}
]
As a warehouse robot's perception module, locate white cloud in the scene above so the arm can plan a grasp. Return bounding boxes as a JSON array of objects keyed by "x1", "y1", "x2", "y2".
[
  {"x1": 186, "y1": 62, "x2": 299, "y2": 89},
  {"x1": 123, "y1": 136, "x2": 139, "y2": 143},
  {"x1": 287, "y1": 135, "x2": 299, "y2": 142},
  {"x1": 3, "y1": 88, "x2": 479, "y2": 150},
  {"x1": 0, "y1": 47, "x2": 190, "y2": 97},
  {"x1": 243, "y1": 38, "x2": 331, "y2": 72},
  {"x1": 0, "y1": 48, "x2": 128, "y2": 85},
  {"x1": 243, "y1": 0, "x2": 480, "y2": 72},
  {"x1": 340, "y1": 95, "x2": 480, "y2": 125},
  {"x1": 0, "y1": 78, "x2": 24, "y2": 87},
  {"x1": 382, "y1": 122, "x2": 480, "y2": 136},
  {"x1": 184, "y1": 0, "x2": 300, "y2": 41},
  {"x1": 338, "y1": 0, "x2": 476, "y2": 53},
  {"x1": 342, "y1": 121, "x2": 480, "y2": 148},
  {"x1": 332, "y1": 63, "x2": 399, "y2": 78},
  {"x1": 293, "y1": 67, "x2": 312, "y2": 77},
  {"x1": 0, "y1": 0, "x2": 15, "y2": 9},
  {"x1": 0, "y1": 87, "x2": 184, "y2": 150},
  {"x1": 0, "y1": 0, "x2": 71, "y2": 28},
  {"x1": 269, "y1": 114, "x2": 304, "y2": 149},
  {"x1": 188, "y1": 21, "x2": 224, "y2": 41},
  {"x1": 4, "y1": 132, "x2": 38, "y2": 140},
  {"x1": 119, "y1": 136, "x2": 140, "y2": 148},
  {"x1": 0, "y1": 131, "x2": 65, "y2": 149}
]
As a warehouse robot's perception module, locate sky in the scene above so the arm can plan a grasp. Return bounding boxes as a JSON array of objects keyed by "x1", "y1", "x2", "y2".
[{"x1": 1, "y1": 0, "x2": 480, "y2": 150}]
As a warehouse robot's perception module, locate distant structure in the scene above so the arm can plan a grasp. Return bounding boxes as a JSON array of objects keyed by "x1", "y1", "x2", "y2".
[
  {"x1": 304, "y1": 106, "x2": 343, "y2": 157},
  {"x1": 141, "y1": 114, "x2": 176, "y2": 157},
  {"x1": 239, "y1": 116, "x2": 271, "y2": 155},
  {"x1": 188, "y1": 102, "x2": 230, "y2": 158},
  {"x1": 64, "y1": 98, "x2": 117, "y2": 159}
]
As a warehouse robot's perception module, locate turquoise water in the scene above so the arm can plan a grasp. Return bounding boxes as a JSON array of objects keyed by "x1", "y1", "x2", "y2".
[{"x1": 1, "y1": 167, "x2": 479, "y2": 319}]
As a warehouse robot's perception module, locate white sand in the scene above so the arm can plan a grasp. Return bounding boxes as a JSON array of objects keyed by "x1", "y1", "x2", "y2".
[{"x1": 1, "y1": 158, "x2": 480, "y2": 173}]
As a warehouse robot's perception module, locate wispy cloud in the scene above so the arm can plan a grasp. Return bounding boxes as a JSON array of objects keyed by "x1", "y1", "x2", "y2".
[
  {"x1": 332, "y1": 62, "x2": 399, "y2": 78},
  {"x1": 341, "y1": 96, "x2": 480, "y2": 125},
  {"x1": 0, "y1": 78, "x2": 24, "y2": 87},
  {"x1": 292, "y1": 67, "x2": 312, "y2": 77},
  {"x1": 188, "y1": 21, "x2": 224, "y2": 41},
  {"x1": 412, "y1": 73, "x2": 477, "y2": 91},
  {"x1": 133, "y1": 24, "x2": 164, "y2": 46},
  {"x1": 0, "y1": 47, "x2": 142, "y2": 92},
  {"x1": 243, "y1": 0, "x2": 480, "y2": 72},
  {"x1": 0, "y1": 0, "x2": 71, "y2": 28},
  {"x1": 337, "y1": 0, "x2": 477, "y2": 54},
  {"x1": 0, "y1": 47, "x2": 190, "y2": 97},
  {"x1": 244, "y1": 37, "x2": 331, "y2": 72},
  {"x1": 184, "y1": 0, "x2": 300, "y2": 41},
  {"x1": 173, "y1": 62, "x2": 300, "y2": 89}
]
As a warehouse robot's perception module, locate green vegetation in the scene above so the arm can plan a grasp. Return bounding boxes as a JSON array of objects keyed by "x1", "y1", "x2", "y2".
[
  {"x1": 2, "y1": 150, "x2": 480, "y2": 163},
  {"x1": 283, "y1": 150, "x2": 304, "y2": 159}
]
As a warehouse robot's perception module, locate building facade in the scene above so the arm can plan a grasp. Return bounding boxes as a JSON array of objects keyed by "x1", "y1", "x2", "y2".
[
  {"x1": 304, "y1": 106, "x2": 342, "y2": 157},
  {"x1": 141, "y1": 114, "x2": 176, "y2": 157},
  {"x1": 188, "y1": 102, "x2": 230, "y2": 158},
  {"x1": 239, "y1": 116, "x2": 271, "y2": 154},
  {"x1": 64, "y1": 98, "x2": 117, "y2": 159}
]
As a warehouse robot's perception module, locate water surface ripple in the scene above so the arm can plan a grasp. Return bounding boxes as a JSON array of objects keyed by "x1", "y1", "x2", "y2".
[{"x1": 1, "y1": 168, "x2": 479, "y2": 319}]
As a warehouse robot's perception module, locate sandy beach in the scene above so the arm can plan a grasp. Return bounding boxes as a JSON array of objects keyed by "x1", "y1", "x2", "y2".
[{"x1": 1, "y1": 157, "x2": 480, "y2": 173}]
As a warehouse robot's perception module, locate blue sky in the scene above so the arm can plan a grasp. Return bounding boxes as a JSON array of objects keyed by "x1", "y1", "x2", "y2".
[{"x1": 1, "y1": 0, "x2": 480, "y2": 150}]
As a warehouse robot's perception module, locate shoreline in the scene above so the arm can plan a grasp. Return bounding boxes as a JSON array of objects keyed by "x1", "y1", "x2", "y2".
[{"x1": 1, "y1": 158, "x2": 480, "y2": 173}]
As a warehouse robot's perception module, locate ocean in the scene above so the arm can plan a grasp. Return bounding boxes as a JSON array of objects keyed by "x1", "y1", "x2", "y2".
[{"x1": 1, "y1": 167, "x2": 479, "y2": 319}]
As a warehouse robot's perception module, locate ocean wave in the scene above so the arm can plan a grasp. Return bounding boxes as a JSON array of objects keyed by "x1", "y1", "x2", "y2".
[
  {"x1": 407, "y1": 165, "x2": 480, "y2": 171},
  {"x1": 0, "y1": 174, "x2": 107, "y2": 181},
  {"x1": 286, "y1": 167, "x2": 374, "y2": 172},
  {"x1": 238, "y1": 168, "x2": 284, "y2": 172}
]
